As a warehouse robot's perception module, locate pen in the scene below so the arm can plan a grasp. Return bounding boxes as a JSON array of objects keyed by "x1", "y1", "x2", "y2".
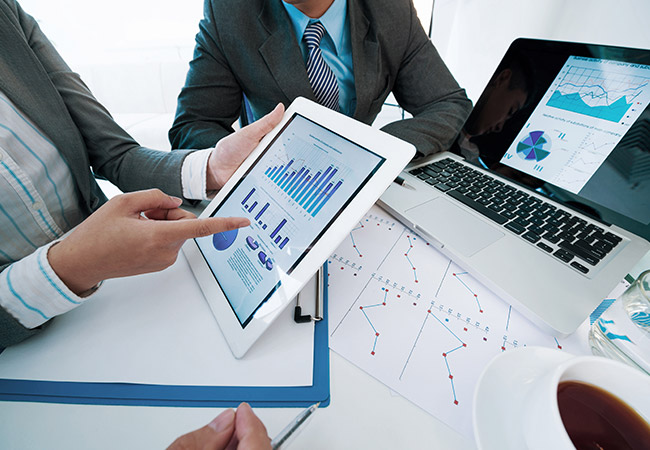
[
  {"x1": 271, "y1": 402, "x2": 320, "y2": 449},
  {"x1": 393, "y1": 176, "x2": 415, "y2": 190}
]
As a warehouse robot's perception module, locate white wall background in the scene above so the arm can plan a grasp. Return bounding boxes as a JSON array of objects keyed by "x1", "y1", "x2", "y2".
[
  {"x1": 17, "y1": 0, "x2": 650, "y2": 120},
  {"x1": 431, "y1": 0, "x2": 650, "y2": 102}
]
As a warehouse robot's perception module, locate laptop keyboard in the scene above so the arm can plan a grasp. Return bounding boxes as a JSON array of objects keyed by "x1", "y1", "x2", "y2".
[{"x1": 408, "y1": 158, "x2": 623, "y2": 275}]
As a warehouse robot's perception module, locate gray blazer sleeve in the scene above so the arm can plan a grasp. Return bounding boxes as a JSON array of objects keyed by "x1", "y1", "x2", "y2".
[{"x1": 378, "y1": 0, "x2": 472, "y2": 156}]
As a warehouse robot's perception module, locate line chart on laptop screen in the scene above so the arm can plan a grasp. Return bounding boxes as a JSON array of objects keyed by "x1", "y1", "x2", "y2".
[
  {"x1": 327, "y1": 205, "x2": 626, "y2": 438},
  {"x1": 500, "y1": 56, "x2": 650, "y2": 194}
]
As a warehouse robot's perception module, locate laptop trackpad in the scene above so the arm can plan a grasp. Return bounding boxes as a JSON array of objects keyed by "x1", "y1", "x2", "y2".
[{"x1": 406, "y1": 197, "x2": 504, "y2": 257}]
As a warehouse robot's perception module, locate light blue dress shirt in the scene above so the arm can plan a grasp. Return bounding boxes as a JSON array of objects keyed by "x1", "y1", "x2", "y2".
[{"x1": 282, "y1": 0, "x2": 356, "y2": 116}]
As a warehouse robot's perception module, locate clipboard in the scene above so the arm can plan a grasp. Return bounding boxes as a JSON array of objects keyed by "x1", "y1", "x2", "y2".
[{"x1": 0, "y1": 265, "x2": 330, "y2": 408}]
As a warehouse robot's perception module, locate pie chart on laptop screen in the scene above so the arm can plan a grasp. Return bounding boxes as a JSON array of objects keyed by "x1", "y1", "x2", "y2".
[{"x1": 516, "y1": 130, "x2": 551, "y2": 162}]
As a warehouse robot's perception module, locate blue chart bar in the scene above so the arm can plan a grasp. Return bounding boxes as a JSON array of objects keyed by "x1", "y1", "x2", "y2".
[
  {"x1": 274, "y1": 236, "x2": 282, "y2": 244},
  {"x1": 242, "y1": 188, "x2": 255, "y2": 206},
  {"x1": 270, "y1": 219, "x2": 287, "y2": 239},
  {"x1": 265, "y1": 167, "x2": 271, "y2": 175},
  {"x1": 269, "y1": 166, "x2": 278, "y2": 179},
  {"x1": 307, "y1": 183, "x2": 332, "y2": 214},
  {"x1": 312, "y1": 179, "x2": 342, "y2": 216},
  {"x1": 279, "y1": 237, "x2": 289, "y2": 250},
  {"x1": 255, "y1": 203, "x2": 270, "y2": 221},
  {"x1": 248, "y1": 201, "x2": 258, "y2": 213}
]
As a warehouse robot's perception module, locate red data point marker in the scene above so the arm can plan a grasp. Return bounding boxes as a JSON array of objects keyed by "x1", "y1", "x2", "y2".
[
  {"x1": 382, "y1": 302, "x2": 386, "y2": 306},
  {"x1": 371, "y1": 351, "x2": 375, "y2": 355},
  {"x1": 480, "y1": 310, "x2": 484, "y2": 313},
  {"x1": 375, "y1": 332, "x2": 380, "y2": 336},
  {"x1": 454, "y1": 400, "x2": 459, "y2": 405},
  {"x1": 442, "y1": 353, "x2": 447, "y2": 357},
  {"x1": 557, "y1": 345, "x2": 563, "y2": 349},
  {"x1": 340, "y1": 267, "x2": 344, "y2": 270},
  {"x1": 415, "y1": 280, "x2": 419, "y2": 283},
  {"x1": 413, "y1": 303, "x2": 417, "y2": 306},
  {"x1": 397, "y1": 295, "x2": 401, "y2": 298},
  {"x1": 449, "y1": 375, "x2": 453, "y2": 379},
  {"x1": 464, "y1": 328, "x2": 468, "y2": 331},
  {"x1": 359, "y1": 255, "x2": 363, "y2": 257},
  {"x1": 483, "y1": 337, "x2": 487, "y2": 341},
  {"x1": 452, "y1": 273, "x2": 456, "y2": 276},
  {"x1": 428, "y1": 310, "x2": 431, "y2": 313},
  {"x1": 474, "y1": 294, "x2": 478, "y2": 297},
  {"x1": 359, "y1": 306, "x2": 363, "y2": 310},
  {"x1": 462, "y1": 343, "x2": 467, "y2": 347},
  {"x1": 501, "y1": 346, "x2": 506, "y2": 351}
]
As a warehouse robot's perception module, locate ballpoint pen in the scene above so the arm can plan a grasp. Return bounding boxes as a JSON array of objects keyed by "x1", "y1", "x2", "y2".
[
  {"x1": 271, "y1": 402, "x2": 320, "y2": 450},
  {"x1": 393, "y1": 176, "x2": 415, "y2": 190}
]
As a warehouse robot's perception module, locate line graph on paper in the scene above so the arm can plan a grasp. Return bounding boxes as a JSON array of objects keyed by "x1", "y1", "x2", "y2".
[{"x1": 328, "y1": 206, "x2": 593, "y2": 438}]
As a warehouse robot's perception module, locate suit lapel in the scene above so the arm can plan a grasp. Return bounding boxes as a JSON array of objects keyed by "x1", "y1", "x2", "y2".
[
  {"x1": 258, "y1": 0, "x2": 316, "y2": 104},
  {"x1": 0, "y1": 5, "x2": 91, "y2": 205},
  {"x1": 348, "y1": 0, "x2": 379, "y2": 120}
]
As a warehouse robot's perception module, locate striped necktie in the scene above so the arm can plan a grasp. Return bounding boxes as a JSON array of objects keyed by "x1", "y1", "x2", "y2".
[{"x1": 303, "y1": 21, "x2": 340, "y2": 111}]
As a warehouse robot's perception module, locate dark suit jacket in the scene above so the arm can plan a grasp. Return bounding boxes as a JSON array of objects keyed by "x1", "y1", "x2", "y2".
[
  {"x1": 169, "y1": 0, "x2": 472, "y2": 155},
  {"x1": 0, "y1": 0, "x2": 192, "y2": 347}
]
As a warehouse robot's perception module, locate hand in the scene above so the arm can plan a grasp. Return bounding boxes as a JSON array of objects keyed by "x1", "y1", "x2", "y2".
[
  {"x1": 207, "y1": 103, "x2": 285, "y2": 191},
  {"x1": 168, "y1": 403, "x2": 271, "y2": 450},
  {"x1": 48, "y1": 189, "x2": 250, "y2": 295}
]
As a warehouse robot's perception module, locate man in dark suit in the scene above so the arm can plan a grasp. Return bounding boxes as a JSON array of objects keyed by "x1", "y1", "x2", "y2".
[
  {"x1": 169, "y1": 0, "x2": 472, "y2": 156},
  {"x1": 0, "y1": 0, "x2": 282, "y2": 347}
]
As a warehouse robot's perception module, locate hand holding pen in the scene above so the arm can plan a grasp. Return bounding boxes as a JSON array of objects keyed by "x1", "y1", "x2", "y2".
[{"x1": 168, "y1": 402, "x2": 319, "y2": 450}]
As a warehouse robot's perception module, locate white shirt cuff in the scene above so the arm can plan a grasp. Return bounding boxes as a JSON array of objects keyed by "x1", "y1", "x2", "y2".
[
  {"x1": 0, "y1": 242, "x2": 100, "y2": 329},
  {"x1": 181, "y1": 149, "x2": 213, "y2": 200}
]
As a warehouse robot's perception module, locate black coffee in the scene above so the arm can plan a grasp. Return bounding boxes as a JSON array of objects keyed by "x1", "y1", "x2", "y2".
[{"x1": 557, "y1": 380, "x2": 650, "y2": 450}]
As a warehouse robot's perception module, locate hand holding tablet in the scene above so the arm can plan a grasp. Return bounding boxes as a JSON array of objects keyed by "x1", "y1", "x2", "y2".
[{"x1": 183, "y1": 97, "x2": 415, "y2": 358}]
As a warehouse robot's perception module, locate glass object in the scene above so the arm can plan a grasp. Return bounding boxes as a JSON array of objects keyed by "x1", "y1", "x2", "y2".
[{"x1": 589, "y1": 270, "x2": 650, "y2": 375}]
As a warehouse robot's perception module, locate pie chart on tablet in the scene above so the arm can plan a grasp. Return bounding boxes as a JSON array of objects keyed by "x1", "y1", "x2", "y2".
[
  {"x1": 212, "y1": 228, "x2": 238, "y2": 251},
  {"x1": 516, "y1": 130, "x2": 551, "y2": 162}
]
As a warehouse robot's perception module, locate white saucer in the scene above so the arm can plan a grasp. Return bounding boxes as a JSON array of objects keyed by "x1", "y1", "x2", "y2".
[{"x1": 472, "y1": 347, "x2": 573, "y2": 450}]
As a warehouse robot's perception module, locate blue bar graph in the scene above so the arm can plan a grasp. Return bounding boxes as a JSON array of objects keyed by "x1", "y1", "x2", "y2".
[
  {"x1": 248, "y1": 201, "x2": 258, "y2": 213},
  {"x1": 279, "y1": 237, "x2": 289, "y2": 249},
  {"x1": 274, "y1": 236, "x2": 282, "y2": 244},
  {"x1": 264, "y1": 159, "x2": 344, "y2": 217}
]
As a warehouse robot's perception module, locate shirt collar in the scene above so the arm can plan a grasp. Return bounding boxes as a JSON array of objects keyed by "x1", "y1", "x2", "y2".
[{"x1": 282, "y1": 0, "x2": 348, "y2": 55}]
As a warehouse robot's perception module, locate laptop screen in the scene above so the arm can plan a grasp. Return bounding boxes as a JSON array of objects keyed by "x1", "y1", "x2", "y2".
[{"x1": 451, "y1": 39, "x2": 650, "y2": 241}]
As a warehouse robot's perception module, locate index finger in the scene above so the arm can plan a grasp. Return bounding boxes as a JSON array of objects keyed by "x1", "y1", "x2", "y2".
[{"x1": 158, "y1": 216, "x2": 250, "y2": 242}]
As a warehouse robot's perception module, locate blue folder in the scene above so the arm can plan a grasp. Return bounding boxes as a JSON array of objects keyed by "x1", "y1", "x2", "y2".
[{"x1": 0, "y1": 268, "x2": 330, "y2": 408}]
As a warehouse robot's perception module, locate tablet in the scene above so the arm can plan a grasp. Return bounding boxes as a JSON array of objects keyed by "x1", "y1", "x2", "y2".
[{"x1": 182, "y1": 97, "x2": 415, "y2": 358}]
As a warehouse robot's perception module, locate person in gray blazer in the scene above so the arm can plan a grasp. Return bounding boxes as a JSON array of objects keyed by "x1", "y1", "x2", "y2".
[
  {"x1": 169, "y1": 0, "x2": 472, "y2": 156},
  {"x1": 0, "y1": 0, "x2": 282, "y2": 348}
]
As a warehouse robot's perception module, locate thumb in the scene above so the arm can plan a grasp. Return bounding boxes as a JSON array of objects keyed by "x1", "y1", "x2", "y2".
[
  {"x1": 239, "y1": 103, "x2": 284, "y2": 142},
  {"x1": 167, "y1": 409, "x2": 235, "y2": 450}
]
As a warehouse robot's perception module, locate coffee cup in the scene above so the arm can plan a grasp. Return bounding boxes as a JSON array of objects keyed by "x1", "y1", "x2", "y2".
[{"x1": 522, "y1": 355, "x2": 650, "y2": 449}]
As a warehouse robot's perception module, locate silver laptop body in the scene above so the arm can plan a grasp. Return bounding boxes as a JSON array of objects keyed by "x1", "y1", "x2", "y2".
[{"x1": 379, "y1": 39, "x2": 650, "y2": 336}]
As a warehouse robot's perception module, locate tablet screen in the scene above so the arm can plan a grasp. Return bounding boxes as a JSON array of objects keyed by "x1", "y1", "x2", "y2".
[{"x1": 195, "y1": 113, "x2": 385, "y2": 326}]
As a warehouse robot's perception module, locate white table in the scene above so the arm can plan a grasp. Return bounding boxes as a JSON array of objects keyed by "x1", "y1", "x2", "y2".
[{"x1": 0, "y1": 350, "x2": 473, "y2": 450}]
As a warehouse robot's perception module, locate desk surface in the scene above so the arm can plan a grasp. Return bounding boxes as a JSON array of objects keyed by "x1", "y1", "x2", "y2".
[
  {"x1": 2, "y1": 191, "x2": 648, "y2": 449},
  {"x1": 0, "y1": 352, "x2": 474, "y2": 449}
]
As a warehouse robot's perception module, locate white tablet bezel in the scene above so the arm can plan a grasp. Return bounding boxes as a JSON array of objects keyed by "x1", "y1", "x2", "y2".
[{"x1": 182, "y1": 97, "x2": 415, "y2": 358}]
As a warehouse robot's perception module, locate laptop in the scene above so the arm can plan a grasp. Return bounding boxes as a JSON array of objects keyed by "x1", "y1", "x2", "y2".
[{"x1": 379, "y1": 38, "x2": 650, "y2": 336}]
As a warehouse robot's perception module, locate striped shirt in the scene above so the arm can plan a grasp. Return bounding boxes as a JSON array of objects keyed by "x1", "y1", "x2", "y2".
[{"x1": 0, "y1": 90, "x2": 211, "y2": 329}]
